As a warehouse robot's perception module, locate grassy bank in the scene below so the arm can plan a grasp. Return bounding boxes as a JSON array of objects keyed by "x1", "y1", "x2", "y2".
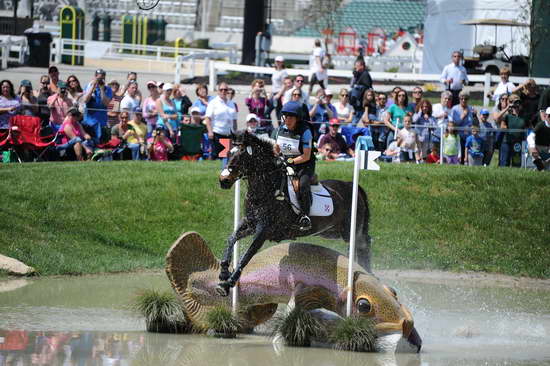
[{"x1": 1, "y1": 161, "x2": 548, "y2": 278}]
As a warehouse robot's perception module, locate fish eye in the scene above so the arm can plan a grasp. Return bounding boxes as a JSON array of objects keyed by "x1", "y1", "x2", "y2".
[{"x1": 356, "y1": 298, "x2": 372, "y2": 314}]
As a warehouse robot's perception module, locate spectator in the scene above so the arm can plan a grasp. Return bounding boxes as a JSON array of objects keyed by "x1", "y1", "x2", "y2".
[
  {"x1": 518, "y1": 79, "x2": 540, "y2": 128},
  {"x1": 464, "y1": 125, "x2": 484, "y2": 166},
  {"x1": 119, "y1": 72, "x2": 142, "y2": 104},
  {"x1": 530, "y1": 107, "x2": 550, "y2": 171},
  {"x1": 413, "y1": 100, "x2": 437, "y2": 161},
  {"x1": 478, "y1": 108, "x2": 497, "y2": 166},
  {"x1": 107, "y1": 80, "x2": 123, "y2": 128},
  {"x1": 538, "y1": 85, "x2": 550, "y2": 123},
  {"x1": 66, "y1": 75, "x2": 83, "y2": 104},
  {"x1": 349, "y1": 58, "x2": 373, "y2": 125},
  {"x1": 0, "y1": 80, "x2": 20, "y2": 130},
  {"x1": 156, "y1": 83, "x2": 179, "y2": 141},
  {"x1": 47, "y1": 81, "x2": 73, "y2": 132},
  {"x1": 489, "y1": 67, "x2": 516, "y2": 102},
  {"x1": 308, "y1": 39, "x2": 327, "y2": 95},
  {"x1": 228, "y1": 88, "x2": 238, "y2": 112},
  {"x1": 142, "y1": 80, "x2": 160, "y2": 135},
  {"x1": 384, "y1": 89, "x2": 414, "y2": 145},
  {"x1": 396, "y1": 115, "x2": 420, "y2": 163},
  {"x1": 284, "y1": 75, "x2": 309, "y2": 106},
  {"x1": 386, "y1": 86, "x2": 401, "y2": 107},
  {"x1": 179, "y1": 113, "x2": 205, "y2": 161},
  {"x1": 450, "y1": 90, "x2": 476, "y2": 164},
  {"x1": 191, "y1": 83, "x2": 212, "y2": 117},
  {"x1": 18, "y1": 80, "x2": 38, "y2": 116},
  {"x1": 246, "y1": 79, "x2": 271, "y2": 133},
  {"x1": 120, "y1": 81, "x2": 140, "y2": 112},
  {"x1": 82, "y1": 69, "x2": 113, "y2": 144},
  {"x1": 492, "y1": 93, "x2": 509, "y2": 124},
  {"x1": 110, "y1": 111, "x2": 137, "y2": 160},
  {"x1": 367, "y1": 92, "x2": 389, "y2": 151},
  {"x1": 275, "y1": 76, "x2": 293, "y2": 119},
  {"x1": 48, "y1": 65, "x2": 60, "y2": 94},
  {"x1": 189, "y1": 106, "x2": 203, "y2": 125},
  {"x1": 57, "y1": 107, "x2": 94, "y2": 161},
  {"x1": 147, "y1": 126, "x2": 173, "y2": 161},
  {"x1": 127, "y1": 107, "x2": 147, "y2": 160},
  {"x1": 205, "y1": 82, "x2": 237, "y2": 160},
  {"x1": 172, "y1": 84, "x2": 192, "y2": 118},
  {"x1": 335, "y1": 88, "x2": 354, "y2": 125},
  {"x1": 318, "y1": 118, "x2": 355, "y2": 160},
  {"x1": 271, "y1": 55, "x2": 288, "y2": 121},
  {"x1": 440, "y1": 51, "x2": 468, "y2": 106},
  {"x1": 426, "y1": 143, "x2": 440, "y2": 164},
  {"x1": 431, "y1": 91, "x2": 452, "y2": 144},
  {"x1": 441, "y1": 122, "x2": 461, "y2": 164},
  {"x1": 410, "y1": 87, "x2": 424, "y2": 112},
  {"x1": 496, "y1": 94, "x2": 526, "y2": 168},
  {"x1": 360, "y1": 89, "x2": 377, "y2": 126},
  {"x1": 309, "y1": 88, "x2": 336, "y2": 139},
  {"x1": 289, "y1": 88, "x2": 310, "y2": 121},
  {"x1": 35, "y1": 75, "x2": 52, "y2": 126}
]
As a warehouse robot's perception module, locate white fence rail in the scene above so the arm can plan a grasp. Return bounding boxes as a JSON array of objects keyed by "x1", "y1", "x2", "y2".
[
  {"x1": 0, "y1": 36, "x2": 27, "y2": 69},
  {"x1": 207, "y1": 62, "x2": 550, "y2": 107}
]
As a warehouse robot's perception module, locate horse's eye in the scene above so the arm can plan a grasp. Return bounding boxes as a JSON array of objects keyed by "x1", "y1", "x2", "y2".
[{"x1": 356, "y1": 298, "x2": 372, "y2": 314}]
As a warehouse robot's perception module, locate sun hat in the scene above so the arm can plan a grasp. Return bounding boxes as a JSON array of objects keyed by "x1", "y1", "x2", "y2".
[
  {"x1": 275, "y1": 55, "x2": 284, "y2": 62},
  {"x1": 480, "y1": 108, "x2": 490, "y2": 115},
  {"x1": 246, "y1": 113, "x2": 258, "y2": 123},
  {"x1": 189, "y1": 106, "x2": 201, "y2": 114},
  {"x1": 162, "y1": 83, "x2": 174, "y2": 91}
]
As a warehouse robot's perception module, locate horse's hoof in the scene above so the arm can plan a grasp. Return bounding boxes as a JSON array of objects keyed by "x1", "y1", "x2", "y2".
[{"x1": 216, "y1": 282, "x2": 231, "y2": 297}]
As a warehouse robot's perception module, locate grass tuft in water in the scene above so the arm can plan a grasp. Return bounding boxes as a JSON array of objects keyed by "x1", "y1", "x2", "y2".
[
  {"x1": 330, "y1": 316, "x2": 377, "y2": 352},
  {"x1": 205, "y1": 306, "x2": 240, "y2": 338},
  {"x1": 130, "y1": 288, "x2": 190, "y2": 333},
  {"x1": 271, "y1": 307, "x2": 327, "y2": 347}
]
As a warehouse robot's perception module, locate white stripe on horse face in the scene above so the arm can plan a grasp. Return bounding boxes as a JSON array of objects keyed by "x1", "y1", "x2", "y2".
[
  {"x1": 246, "y1": 146, "x2": 253, "y2": 155},
  {"x1": 230, "y1": 146, "x2": 239, "y2": 155},
  {"x1": 220, "y1": 169, "x2": 231, "y2": 177}
]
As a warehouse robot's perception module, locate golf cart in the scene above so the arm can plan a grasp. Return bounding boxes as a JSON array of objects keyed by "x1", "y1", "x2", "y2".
[{"x1": 461, "y1": 18, "x2": 529, "y2": 76}]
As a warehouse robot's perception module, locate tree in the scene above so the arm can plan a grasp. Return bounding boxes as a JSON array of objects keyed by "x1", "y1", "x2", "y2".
[
  {"x1": 516, "y1": 0, "x2": 550, "y2": 75},
  {"x1": 302, "y1": 0, "x2": 344, "y2": 51}
]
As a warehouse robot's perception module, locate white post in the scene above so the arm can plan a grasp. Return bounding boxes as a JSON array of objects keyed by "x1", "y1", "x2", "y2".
[
  {"x1": 231, "y1": 179, "x2": 241, "y2": 315},
  {"x1": 439, "y1": 125, "x2": 444, "y2": 165},
  {"x1": 209, "y1": 61, "x2": 217, "y2": 92},
  {"x1": 174, "y1": 55, "x2": 181, "y2": 84},
  {"x1": 346, "y1": 148, "x2": 361, "y2": 317},
  {"x1": 483, "y1": 72, "x2": 491, "y2": 107}
]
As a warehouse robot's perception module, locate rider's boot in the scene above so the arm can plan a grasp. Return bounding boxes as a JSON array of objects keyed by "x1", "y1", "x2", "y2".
[{"x1": 297, "y1": 180, "x2": 312, "y2": 231}]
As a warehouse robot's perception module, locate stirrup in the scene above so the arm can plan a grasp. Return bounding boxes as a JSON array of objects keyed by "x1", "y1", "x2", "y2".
[
  {"x1": 274, "y1": 189, "x2": 285, "y2": 201},
  {"x1": 299, "y1": 215, "x2": 312, "y2": 231}
]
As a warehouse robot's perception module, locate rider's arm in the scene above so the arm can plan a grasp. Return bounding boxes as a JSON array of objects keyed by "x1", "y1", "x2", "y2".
[{"x1": 291, "y1": 128, "x2": 313, "y2": 164}]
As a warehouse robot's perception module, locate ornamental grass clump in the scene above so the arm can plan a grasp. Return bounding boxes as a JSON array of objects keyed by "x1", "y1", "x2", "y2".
[
  {"x1": 271, "y1": 306, "x2": 327, "y2": 347},
  {"x1": 131, "y1": 288, "x2": 190, "y2": 333},
  {"x1": 205, "y1": 306, "x2": 240, "y2": 338},
  {"x1": 331, "y1": 316, "x2": 377, "y2": 352}
]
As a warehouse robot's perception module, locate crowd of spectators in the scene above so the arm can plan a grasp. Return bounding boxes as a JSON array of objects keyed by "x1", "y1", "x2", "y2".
[{"x1": 1, "y1": 52, "x2": 549, "y2": 170}]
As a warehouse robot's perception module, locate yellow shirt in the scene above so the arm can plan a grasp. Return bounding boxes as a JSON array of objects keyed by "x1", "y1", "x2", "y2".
[{"x1": 127, "y1": 120, "x2": 147, "y2": 144}]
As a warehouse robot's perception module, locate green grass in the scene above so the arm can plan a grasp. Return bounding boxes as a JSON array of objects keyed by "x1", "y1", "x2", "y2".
[{"x1": 0, "y1": 161, "x2": 548, "y2": 278}]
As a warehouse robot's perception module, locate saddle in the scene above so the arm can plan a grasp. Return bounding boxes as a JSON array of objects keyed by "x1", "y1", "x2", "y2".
[{"x1": 285, "y1": 176, "x2": 334, "y2": 217}]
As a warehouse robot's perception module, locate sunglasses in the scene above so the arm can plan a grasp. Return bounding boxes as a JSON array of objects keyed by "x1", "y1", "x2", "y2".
[
  {"x1": 341, "y1": 93, "x2": 348, "y2": 96},
  {"x1": 413, "y1": 90, "x2": 423, "y2": 94},
  {"x1": 41, "y1": 81, "x2": 49, "y2": 85},
  {"x1": 147, "y1": 85, "x2": 157, "y2": 89},
  {"x1": 292, "y1": 93, "x2": 301, "y2": 96},
  {"x1": 295, "y1": 80, "x2": 304, "y2": 83},
  {"x1": 219, "y1": 88, "x2": 229, "y2": 92},
  {"x1": 68, "y1": 79, "x2": 77, "y2": 83},
  {"x1": 398, "y1": 94, "x2": 406, "y2": 97}
]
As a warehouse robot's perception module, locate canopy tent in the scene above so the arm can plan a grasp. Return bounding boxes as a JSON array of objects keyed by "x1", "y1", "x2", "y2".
[{"x1": 422, "y1": 0, "x2": 530, "y2": 74}]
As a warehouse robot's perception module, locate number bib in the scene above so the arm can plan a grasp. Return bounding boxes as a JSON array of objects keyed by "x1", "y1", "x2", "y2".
[{"x1": 277, "y1": 135, "x2": 301, "y2": 157}]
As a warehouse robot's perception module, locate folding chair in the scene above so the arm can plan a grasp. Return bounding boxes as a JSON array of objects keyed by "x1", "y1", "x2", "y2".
[{"x1": 8, "y1": 115, "x2": 55, "y2": 162}]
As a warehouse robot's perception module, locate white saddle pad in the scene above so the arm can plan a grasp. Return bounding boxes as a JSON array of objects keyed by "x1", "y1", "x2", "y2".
[{"x1": 287, "y1": 179, "x2": 334, "y2": 217}]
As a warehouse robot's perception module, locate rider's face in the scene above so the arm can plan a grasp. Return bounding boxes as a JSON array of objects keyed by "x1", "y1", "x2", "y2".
[{"x1": 283, "y1": 115, "x2": 297, "y2": 129}]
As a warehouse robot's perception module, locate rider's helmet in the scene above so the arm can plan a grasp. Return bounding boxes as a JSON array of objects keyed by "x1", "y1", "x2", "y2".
[{"x1": 281, "y1": 101, "x2": 302, "y2": 118}]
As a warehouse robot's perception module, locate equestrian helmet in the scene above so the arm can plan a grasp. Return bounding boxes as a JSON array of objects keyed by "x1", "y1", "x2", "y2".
[{"x1": 281, "y1": 101, "x2": 302, "y2": 117}]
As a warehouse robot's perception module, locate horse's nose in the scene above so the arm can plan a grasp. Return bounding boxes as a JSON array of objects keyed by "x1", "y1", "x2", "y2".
[{"x1": 219, "y1": 177, "x2": 233, "y2": 189}]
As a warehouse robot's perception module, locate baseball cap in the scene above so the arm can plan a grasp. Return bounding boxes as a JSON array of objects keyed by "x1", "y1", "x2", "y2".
[
  {"x1": 146, "y1": 80, "x2": 157, "y2": 87},
  {"x1": 162, "y1": 83, "x2": 174, "y2": 91},
  {"x1": 329, "y1": 118, "x2": 340, "y2": 126},
  {"x1": 20, "y1": 79, "x2": 32, "y2": 87},
  {"x1": 95, "y1": 68, "x2": 106, "y2": 75},
  {"x1": 325, "y1": 89, "x2": 333, "y2": 96},
  {"x1": 57, "y1": 81, "x2": 67, "y2": 89},
  {"x1": 189, "y1": 106, "x2": 201, "y2": 114},
  {"x1": 246, "y1": 113, "x2": 258, "y2": 123},
  {"x1": 134, "y1": 107, "x2": 143, "y2": 114},
  {"x1": 480, "y1": 108, "x2": 490, "y2": 115},
  {"x1": 275, "y1": 55, "x2": 284, "y2": 62}
]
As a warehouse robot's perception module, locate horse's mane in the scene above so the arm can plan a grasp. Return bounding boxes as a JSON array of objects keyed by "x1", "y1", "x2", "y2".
[{"x1": 235, "y1": 130, "x2": 276, "y2": 155}]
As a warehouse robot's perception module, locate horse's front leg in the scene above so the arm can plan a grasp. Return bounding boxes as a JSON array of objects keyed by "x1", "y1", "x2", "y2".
[
  {"x1": 216, "y1": 223, "x2": 268, "y2": 297},
  {"x1": 219, "y1": 217, "x2": 255, "y2": 282}
]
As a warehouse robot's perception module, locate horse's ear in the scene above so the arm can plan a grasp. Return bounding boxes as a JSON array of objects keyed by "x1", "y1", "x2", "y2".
[{"x1": 230, "y1": 131, "x2": 237, "y2": 140}]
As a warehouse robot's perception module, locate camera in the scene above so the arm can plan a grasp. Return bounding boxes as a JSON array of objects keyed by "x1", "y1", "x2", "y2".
[
  {"x1": 153, "y1": 126, "x2": 164, "y2": 136},
  {"x1": 511, "y1": 100, "x2": 521, "y2": 108}
]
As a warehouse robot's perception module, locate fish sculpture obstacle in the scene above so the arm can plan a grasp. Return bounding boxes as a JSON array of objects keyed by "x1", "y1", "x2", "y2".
[{"x1": 166, "y1": 232, "x2": 421, "y2": 352}]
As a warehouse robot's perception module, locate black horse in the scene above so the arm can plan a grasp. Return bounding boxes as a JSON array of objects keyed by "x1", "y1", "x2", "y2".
[{"x1": 216, "y1": 131, "x2": 371, "y2": 296}]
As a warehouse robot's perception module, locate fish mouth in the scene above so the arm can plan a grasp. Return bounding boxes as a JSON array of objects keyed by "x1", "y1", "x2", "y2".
[{"x1": 375, "y1": 304, "x2": 422, "y2": 353}]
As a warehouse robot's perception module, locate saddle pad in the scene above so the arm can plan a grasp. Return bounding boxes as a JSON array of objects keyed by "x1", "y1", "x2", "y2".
[{"x1": 287, "y1": 179, "x2": 334, "y2": 217}]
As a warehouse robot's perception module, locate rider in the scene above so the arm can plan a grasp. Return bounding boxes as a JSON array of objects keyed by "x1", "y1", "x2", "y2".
[
  {"x1": 529, "y1": 106, "x2": 550, "y2": 171},
  {"x1": 273, "y1": 101, "x2": 315, "y2": 231}
]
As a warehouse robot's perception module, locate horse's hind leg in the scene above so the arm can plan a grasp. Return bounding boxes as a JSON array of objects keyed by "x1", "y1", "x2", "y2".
[{"x1": 219, "y1": 218, "x2": 254, "y2": 282}]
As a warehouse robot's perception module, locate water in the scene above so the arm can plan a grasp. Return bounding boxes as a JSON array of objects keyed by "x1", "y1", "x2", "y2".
[{"x1": 1, "y1": 272, "x2": 549, "y2": 366}]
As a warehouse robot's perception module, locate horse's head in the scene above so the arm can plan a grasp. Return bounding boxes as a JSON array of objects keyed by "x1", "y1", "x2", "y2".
[{"x1": 219, "y1": 130, "x2": 276, "y2": 189}]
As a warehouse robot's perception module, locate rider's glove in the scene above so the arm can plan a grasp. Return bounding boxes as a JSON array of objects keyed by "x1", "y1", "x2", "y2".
[{"x1": 286, "y1": 157, "x2": 295, "y2": 165}]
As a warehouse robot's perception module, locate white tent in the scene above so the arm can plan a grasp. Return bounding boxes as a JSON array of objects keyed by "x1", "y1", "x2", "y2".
[{"x1": 422, "y1": 0, "x2": 530, "y2": 74}]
